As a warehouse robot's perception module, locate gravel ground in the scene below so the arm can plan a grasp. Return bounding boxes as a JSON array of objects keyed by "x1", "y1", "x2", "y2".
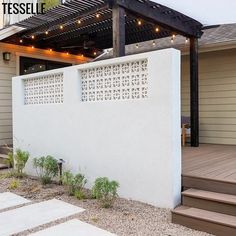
[{"x1": 0, "y1": 170, "x2": 212, "y2": 236}]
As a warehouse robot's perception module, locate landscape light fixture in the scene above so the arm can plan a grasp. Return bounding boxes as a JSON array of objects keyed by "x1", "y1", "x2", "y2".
[
  {"x1": 57, "y1": 159, "x2": 65, "y2": 185},
  {"x1": 3, "y1": 52, "x2": 11, "y2": 62}
]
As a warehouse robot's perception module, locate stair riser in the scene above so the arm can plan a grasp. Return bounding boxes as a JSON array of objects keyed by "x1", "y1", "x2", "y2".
[
  {"x1": 183, "y1": 196, "x2": 236, "y2": 216},
  {"x1": 0, "y1": 158, "x2": 6, "y2": 165},
  {"x1": 172, "y1": 213, "x2": 236, "y2": 236},
  {"x1": 183, "y1": 176, "x2": 236, "y2": 195}
]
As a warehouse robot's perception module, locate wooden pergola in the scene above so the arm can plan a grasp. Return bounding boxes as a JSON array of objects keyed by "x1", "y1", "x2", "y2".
[{"x1": 2, "y1": 0, "x2": 203, "y2": 147}]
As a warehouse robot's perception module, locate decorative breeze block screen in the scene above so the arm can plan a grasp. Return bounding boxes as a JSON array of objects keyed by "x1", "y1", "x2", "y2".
[
  {"x1": 80, "y1": 59, "x2": 148, "y2": 102},
  {"x1": 24, "y1": 72, "x2": 64, "y2": 105}
]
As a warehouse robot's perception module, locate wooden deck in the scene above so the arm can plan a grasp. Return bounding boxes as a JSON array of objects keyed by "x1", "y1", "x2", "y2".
[
  {"x1": 173, "y1": 144, "x2": 236, "y2": 235},
  {"x1": 182, "y1": 144, "x2": 236, "y2": 184}
]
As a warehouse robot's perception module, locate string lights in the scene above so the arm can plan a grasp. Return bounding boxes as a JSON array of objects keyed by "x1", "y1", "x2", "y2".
[
  {"x1": 137, "y1": 20, "x2": 142, "y2": 26},
  {"x1": 171, "y1": 34, "x2": 176, "y2": 43},
  {"x1": 21, "y1": 15, "x2": 191, "y2": 57}
]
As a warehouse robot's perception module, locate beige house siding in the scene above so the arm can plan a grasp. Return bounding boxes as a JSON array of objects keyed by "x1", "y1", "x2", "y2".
[
  {"x1": 0, "y1": 48, "x2": 15, "y2": 145},
  {"x1": 0, "y1": 42, "x2": 88, "y2": 146},
  {"x1": 182, "y1": 48, "x2": 236, "y2": 145}
]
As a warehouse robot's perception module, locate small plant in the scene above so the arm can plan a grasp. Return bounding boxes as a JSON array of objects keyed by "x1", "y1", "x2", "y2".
[
  {"x1": 92, "y1": 177, "x2": 119, "y2": 208},
  {"x1": 62, "y1": 171, "x2": 87, "y2": 197},
  {"x1": 33, "y1": 156, "x2": 59, "y2": 185},
  {"x1": 13, "y1": 149, "x2": 29, "y2": 177},
  {"x1": 74, "y1": 189, "x2": 85, "y2": 200},
  {"x1": 9, "y1": 179, "x2": 20, "y2": 190}
]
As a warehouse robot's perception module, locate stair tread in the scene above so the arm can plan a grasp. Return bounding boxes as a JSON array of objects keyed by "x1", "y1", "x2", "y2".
[
  {"x1": 183, "y1": 189, "x2": 236, "y2": 205},
  {"x1": 0, "y1": 154, "x2": 9, "y2": 159},
  {"x1": 173, "y1": 206, "x2": 236, "y2": 228},
  {"x1": 0, "y1": 163, "x2": 8, "y2": 169}
]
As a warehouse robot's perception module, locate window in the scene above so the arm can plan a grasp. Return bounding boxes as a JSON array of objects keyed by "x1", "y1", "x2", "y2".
[{"x1": 20, "y1": 57, "x2": 71, "y2": 75}]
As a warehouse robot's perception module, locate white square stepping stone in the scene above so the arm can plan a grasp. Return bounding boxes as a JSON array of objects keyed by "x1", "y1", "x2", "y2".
[
  {"x1": 0, "y1": 199, "x2": 85, "y2": 236},
  {"x1": 0, "y1": 192, "x2": 31, "y2": 211},
  {"x1": 30, "y1": 219, "x2": 117, "y2": 236}
]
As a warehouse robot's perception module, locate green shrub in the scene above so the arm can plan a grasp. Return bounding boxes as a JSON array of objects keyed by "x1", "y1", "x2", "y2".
[
  {"x1": 74, "y1": 189, "x2": 85, "y2": 200},
  {"x1": 14, "y1": 149, "x2": 29, "y2": 176},
  {"x1": 62, "y1": 171, "x2": 87, "y2": 197},
  {"x1": 33, "y1": 156, "x2": 59, "y2": 185},
  {"x1": 92, "y1": 177, "x2": 119, "y2": 208},
  {"x1": 9, "y1": 179, "x2": 20, "y2": 190}
]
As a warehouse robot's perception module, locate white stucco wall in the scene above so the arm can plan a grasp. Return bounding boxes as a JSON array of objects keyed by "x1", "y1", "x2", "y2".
[{"x1": 12, "y1": 49, "x2": 181, "y2": 208}]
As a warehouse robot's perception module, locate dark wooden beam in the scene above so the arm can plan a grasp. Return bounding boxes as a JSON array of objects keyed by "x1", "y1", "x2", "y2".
[
  {"x1": 190, "y1": 37, "x2": 199, "y2": 147},
  {"x1": 112, "y1": 5, "x2": 125, "y2": 57},
  {"x1": 112, "y1": 0, "x2": 203, "y2": 38}
]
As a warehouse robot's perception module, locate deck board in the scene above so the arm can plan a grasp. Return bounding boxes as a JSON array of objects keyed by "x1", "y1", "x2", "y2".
[{"x1": 182, "y1": 144, "x2": 236, "y2": 184}]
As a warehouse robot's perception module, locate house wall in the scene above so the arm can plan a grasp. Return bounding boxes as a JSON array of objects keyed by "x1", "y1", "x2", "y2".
[
  {"x1": 0, "y1": 42, "x2": 87, "y2": 146},
  {"x1": 12, "y1": 49, "x2": 181, "y2": 208},
  {"x1": 182, "y1": 48, "x2": 236, "y2": 145}
]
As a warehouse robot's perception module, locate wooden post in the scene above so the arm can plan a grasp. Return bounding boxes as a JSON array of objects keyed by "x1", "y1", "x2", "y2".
[
  {"x1": 112, "y1": 5, "x2": 125, "y2": 57},
  {"x1": 190, "y1": 37, "x2": 199, "y2": 147}
]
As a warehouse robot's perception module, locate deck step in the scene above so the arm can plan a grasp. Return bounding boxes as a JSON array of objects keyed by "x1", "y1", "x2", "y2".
[
  {"x1": 0, "y1": 154, "x2": 9, "y2": 160},
  {"x1": 0, "y1": 163, "x2": 8, "y2": 169},
  {"x1": 182, "y1": 175, "x2": 236, "y2": 195},
  {"x1": 172, "y1": 206, "x2": 236, "y2": 236},
  {"x1": 0, "y1": 154, "x2": 10, "y2": 168},
  {"x1": 0, "y1": 146, "x2": 13, "y2": 155},
  {"x1": 183, "y1": 189, "x2": 236, "y2": 216}
]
